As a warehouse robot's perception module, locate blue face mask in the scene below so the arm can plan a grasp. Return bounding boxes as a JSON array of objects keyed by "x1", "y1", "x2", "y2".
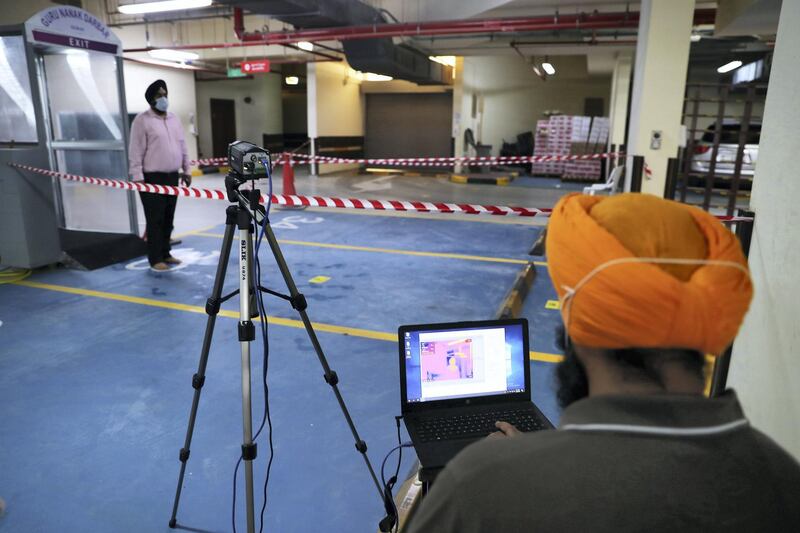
[{"x1": 154, "y1": 96, "x2": 169, "y2": 112}]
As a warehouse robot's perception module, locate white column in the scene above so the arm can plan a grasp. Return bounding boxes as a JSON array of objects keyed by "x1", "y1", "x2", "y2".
[
  {"x1": 627, "y1": 0, "x2": 694, "y2": 194},
  {"x1": 608, "y1": 52, "x2": 633, "y2": 152},
  {"x1": 729, "y1": 0, "x2": 800, "y2": 459},
  {"x1": 306, "y1": 63, "x2": 318, "y2": 176},
  {"x1": 452, "y1": 57, "x2": 465, "y2": 174}
]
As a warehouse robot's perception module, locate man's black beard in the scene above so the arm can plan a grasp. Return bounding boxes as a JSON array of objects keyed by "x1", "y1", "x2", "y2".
[{"x1": 555, "y1": 326, "x2": 590, "y2": 408}]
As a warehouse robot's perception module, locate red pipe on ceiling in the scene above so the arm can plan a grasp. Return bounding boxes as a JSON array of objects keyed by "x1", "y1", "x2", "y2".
[
  {"x1": 233, "y1": 7, "x2": 244, "y2": 41},
  {"x1": 124, "y1": 9, "x2": 715, "y2": 53}
]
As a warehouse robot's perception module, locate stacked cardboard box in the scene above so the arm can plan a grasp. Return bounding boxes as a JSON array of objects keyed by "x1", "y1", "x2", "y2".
[
  {"x1": 531, "y1": 119, "x2": 557, "y2": 175},
  {"x1": 531, "y1": 116, "x2": 573, "y2": 176},
  {"x1": 563, "y1": 117, "x2": 610, "y2": 181},
  {"x1": 531, "y1": 116, "x2": 610, "y2": 178}
]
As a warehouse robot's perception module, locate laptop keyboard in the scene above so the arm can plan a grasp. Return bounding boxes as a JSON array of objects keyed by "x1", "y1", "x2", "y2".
[{"x1": 416, "y1": 408, "x2": 547, "y2": 442}]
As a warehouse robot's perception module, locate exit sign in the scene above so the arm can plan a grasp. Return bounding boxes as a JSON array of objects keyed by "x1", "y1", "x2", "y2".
[
  {"x1": 227, "y1": 67, "x2": 246, "y2": 78},
  {"x1": 241, "y1": 60, "x2": 271, "y2": 74}
]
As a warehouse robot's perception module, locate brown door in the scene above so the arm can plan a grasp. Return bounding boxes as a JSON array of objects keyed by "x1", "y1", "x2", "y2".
[
  {"x1": 210, "y1": 98, "x2": 236, "y2": 158},
  {"x1": 365, "y1": 93, "x2": 453, "y2": 160}
]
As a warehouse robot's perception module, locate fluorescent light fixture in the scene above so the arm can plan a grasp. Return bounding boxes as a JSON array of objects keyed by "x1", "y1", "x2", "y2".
[
  {"x1": 148, "y1": 48, "x2": 199, "y2": 62},
  {"x1": 428, "y1": 55, "x2": 456, "y2": 68},
  {"x1": 690, "y1": 34, "x2": 702, "y2": 42},
  {"x1": 717, "y1": 60, "x2": 742, "y2": 73},
  {"x1": 297, "y1": 41, "x2": 314, "y2": 52},
  {"x1": 362, "y1": 72, "x2": 393, "y2": 81},
  {"x1": 541, "y1": 62, "x2": 555, "y2": 75},
  {"x1": 346, "y1": 69, "x2": 392, "y2": 82},
  {"x1": 285, "y1": 76, "x2": 299, "y2": 85},
  {"x1": 119, "y1": 0, "x2": 212, "y2": 15}
]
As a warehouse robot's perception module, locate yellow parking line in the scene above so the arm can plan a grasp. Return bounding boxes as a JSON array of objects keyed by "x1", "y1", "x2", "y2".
[
  {"x1": 13, "y1": 280, "x2": 561, "y2": 363},
  {"x1": 13, "y1": 280, "x2": 394, "y2": 342},
  {"x1": 531, "y1": 352, "x2": 564, "y2": 363},
  {"x1": 192, "y1": 232, "x2": 548, "y2": 267},
  {"x1": 172, "y1": 223, "x2": 225, "y2": 239}
]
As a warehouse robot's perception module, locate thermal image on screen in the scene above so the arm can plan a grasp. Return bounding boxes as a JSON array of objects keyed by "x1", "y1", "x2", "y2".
[
  {"x1": 403, "y1": 323, "x2": 527, "y2": 403},
  {"x1": 420, "y1": 338, "x2": 477, "y2": 382}
]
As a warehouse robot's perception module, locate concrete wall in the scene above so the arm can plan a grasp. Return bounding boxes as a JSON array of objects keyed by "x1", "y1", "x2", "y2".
[
  {"x1": 457, "y1": 55, "x2": 611, "y2": 156},
  {"x1": 123, "y1": 61, "x2": 199, "y2": 165},
  {"x1": 195, "y1": 75, "x2": 283, "y2": 158},
  {"x1": 729, "y1": 0, "x2": 800, "y2": 460},
  {"x1": 307, "y1": 62, "x2": 363, "y2": 173},
  {"x1": 310, "y1": 62, "x2": 364, "y2": 137}
]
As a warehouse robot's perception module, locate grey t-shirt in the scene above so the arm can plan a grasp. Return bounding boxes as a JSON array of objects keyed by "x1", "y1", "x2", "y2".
[{"x1": 406, "y1": 392, "x2": 800, "y2": 533}]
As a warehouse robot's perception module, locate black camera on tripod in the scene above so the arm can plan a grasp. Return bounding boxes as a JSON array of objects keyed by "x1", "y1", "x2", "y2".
[
  {"x1": 228, "y1": 141, "x2": 271, "y2": 177},
  {"x1": 225, "y1": 141, "x2": 272, "y2": 204}
]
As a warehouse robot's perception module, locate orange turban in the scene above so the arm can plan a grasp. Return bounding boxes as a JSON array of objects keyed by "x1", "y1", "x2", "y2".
[{"x1": 546, "y1": 193, "x2": 753, "y2": 355}]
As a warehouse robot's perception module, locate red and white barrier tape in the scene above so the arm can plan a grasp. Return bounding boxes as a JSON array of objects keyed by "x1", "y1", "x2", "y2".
[
  {"x1": 192, "y1": 153, "x2": 288, "y2": 167},
  {"x1": 191, "y1": 151, "x2": 623, "y2": 168},
  {"x1": 278, "y1": 151, "x2": 621, "y2": 167},
  {"x1": 9, "y1": 163, "x2": 751, "y2": 222},
  {"x1": 9, "y1": 163, "x2": 550, "y2": 217}
]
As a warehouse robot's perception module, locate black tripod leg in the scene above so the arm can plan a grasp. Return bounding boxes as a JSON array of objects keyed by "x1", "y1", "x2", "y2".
[
  {"x1": 169, "y1": 207, "x2": 238, "y2": 529},
  {"x1": 260, "y1": 222, "x2": 384, "y2": 501}
]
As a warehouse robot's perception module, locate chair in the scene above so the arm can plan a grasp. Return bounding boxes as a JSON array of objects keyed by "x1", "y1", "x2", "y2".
[{"x1": 583, "y1": 165, "x2": 624, "y2": 196}]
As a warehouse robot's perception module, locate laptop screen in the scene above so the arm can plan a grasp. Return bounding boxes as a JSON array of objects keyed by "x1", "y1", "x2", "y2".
[{"x1": 401, "y1": 320, "x2": 527, "y2": 404}]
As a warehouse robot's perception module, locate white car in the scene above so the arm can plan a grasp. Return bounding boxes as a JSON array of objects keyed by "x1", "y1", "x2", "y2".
[{"x1": 690, "y1": 121, "x2": 760, "y2": 176}]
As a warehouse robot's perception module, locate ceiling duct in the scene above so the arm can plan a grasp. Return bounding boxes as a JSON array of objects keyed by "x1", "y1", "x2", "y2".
[{"x1": 219, "y1": 0, "x2": 450, "y2": 84}]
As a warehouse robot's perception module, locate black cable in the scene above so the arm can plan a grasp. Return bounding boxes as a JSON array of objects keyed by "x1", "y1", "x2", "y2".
[
  {"x1": 254, "y1": 234, "x2": 274, "y2": 533},
  {"x1": 232, "y1": 162, "x2": 275, "y2": 533},
  {"x1": 379, "y1": 417, "x2": 411, "y2": 533},
  {"x1": 391, "y1": 417, "x2": 403, "y2": 533},
  {"x1": 255, "y1": 157, "x2": 275, "y2": 533},
  {"x1": 232, "y1": 456, "x2": 242, "y2": 532}
]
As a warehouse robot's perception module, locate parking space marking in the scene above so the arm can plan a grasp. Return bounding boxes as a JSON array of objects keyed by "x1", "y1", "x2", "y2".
[
  {"x1": 12, "y1": 280, "x2": 562, "y2": 363},
  {"x1": 193, "y1": 232, "x2": 548, "y2": 266}
]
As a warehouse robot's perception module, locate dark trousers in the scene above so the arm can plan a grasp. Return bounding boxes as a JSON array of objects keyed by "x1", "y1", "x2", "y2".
[{"x1": 140, "y1": 171, "x2": 179, "y2": 266}]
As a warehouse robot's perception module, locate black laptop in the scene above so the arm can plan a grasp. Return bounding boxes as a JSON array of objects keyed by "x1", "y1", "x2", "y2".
[{"x1": 399, "y1": 318, "x2": 553, "y2": 471}]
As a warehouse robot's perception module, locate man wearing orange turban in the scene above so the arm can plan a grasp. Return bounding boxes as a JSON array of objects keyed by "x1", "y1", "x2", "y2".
[{"x1": 408, "y1": 193, "x2": 800, "y2": 533}]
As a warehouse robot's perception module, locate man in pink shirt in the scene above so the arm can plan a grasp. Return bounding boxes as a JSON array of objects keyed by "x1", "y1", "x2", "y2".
[{"x1": 129, "y1": 79, "x2": 192, "y2": 271}]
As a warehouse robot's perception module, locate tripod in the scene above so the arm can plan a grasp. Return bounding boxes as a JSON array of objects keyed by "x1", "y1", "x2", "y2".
[{"x1": 168, "y1": 173, "x2": 383, "y2": 532}]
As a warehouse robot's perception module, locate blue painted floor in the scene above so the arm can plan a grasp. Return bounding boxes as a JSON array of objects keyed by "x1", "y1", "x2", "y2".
[{"x1": 0, "y1": 209, "x2": 563, "y2": 533}]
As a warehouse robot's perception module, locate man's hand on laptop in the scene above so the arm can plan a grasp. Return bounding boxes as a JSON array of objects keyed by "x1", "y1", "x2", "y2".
[{"x1": 489, "y1": 421, "x2": 522, "y2": 439}]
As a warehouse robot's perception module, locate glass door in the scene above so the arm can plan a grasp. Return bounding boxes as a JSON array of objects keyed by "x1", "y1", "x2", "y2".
[{"x1": 40, "y1": 49, "x2": 134, "y2": 233}]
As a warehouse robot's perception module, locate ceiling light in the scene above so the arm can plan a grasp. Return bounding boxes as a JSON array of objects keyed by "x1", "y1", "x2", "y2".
[
  {"x1": 717, "y1": 60, "x2": 743, "y2": 73},
  {"x1": 297, "y1": 41, "x2": 314, "y2": 52},
  {"x1": 285, "y1": 76, "x2": 299, "y2": 85},
  {"x1": 429, "y1": 55, "x2": 456, "y2": 68},
  {"x1": 148, "y1": 48, "x2": 199, "y2": 62},
  {"x1": 362, "y1": 72, "x2": 393, "y2": 81},
  {"x1": 541, "y1": 62, "x2": 555, "y2": 75},
  {"x1": 119, "y1": 0, "x2": 212, "y2": 15},
  {"x1": 690, "y1": 34, "x2": 702, "y2": 42}
]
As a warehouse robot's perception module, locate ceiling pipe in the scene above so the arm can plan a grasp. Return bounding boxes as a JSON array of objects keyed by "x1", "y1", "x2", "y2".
[
  {"x1": 513, "y1": 39, "x2": 638, "y2": 46},
  {"x1": 262, "y1": 57, "x2": 340, "y2": 64},
  {"x1": 233, "y1": 7, "x2": 245, "y2": 40},
  {"x1": 280, "y1": 41, "x2": 342, "y2": 61},
  {"x1": 124, "y1": 9, "x2": 715, "y2": 52}
]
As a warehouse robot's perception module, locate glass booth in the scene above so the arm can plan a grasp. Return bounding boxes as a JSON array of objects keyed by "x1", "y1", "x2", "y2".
[{"x1": 0, "y1": 6, "x2": 141, "y2": 269}]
